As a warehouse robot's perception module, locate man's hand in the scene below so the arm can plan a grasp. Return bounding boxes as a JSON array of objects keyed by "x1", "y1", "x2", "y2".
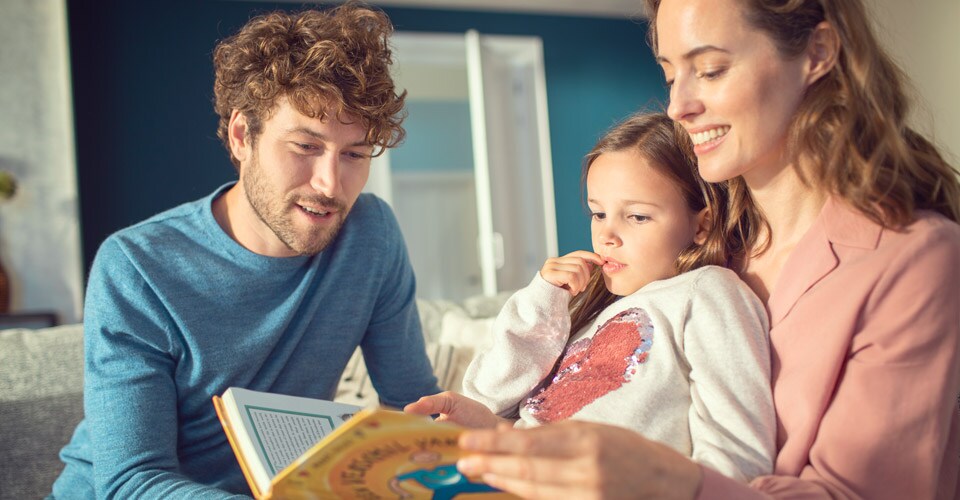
[{"x1": 539, "y1": 251, "x2": 604, "y2": 296}]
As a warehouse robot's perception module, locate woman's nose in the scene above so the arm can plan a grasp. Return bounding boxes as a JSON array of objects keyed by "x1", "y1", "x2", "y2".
[{"x1": 667, "y1": 76, "x2": 703, "y2": 123}]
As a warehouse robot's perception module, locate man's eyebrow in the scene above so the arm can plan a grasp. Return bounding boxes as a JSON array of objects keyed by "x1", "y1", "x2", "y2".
[
  {"x1": 283, "y1": 126, "x2": 370, "y2": 147},
  {"x1": 656, "y1": 45, "x2": 730, "y2": 64}
]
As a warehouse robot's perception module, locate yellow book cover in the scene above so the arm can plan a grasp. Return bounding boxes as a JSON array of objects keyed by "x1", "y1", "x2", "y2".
[{"x1": 214, "y1": 387, "x2": 516, "y2": 500}]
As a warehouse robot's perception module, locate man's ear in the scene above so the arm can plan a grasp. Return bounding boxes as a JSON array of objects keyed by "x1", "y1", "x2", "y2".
[
  {"x1": 228, "y1": 110, "x2": 251, "y2": 164},
  {"x1": 693, "y1": 207, "x2": 712, "y2": 246},
  {"x1": 803, "y1": 21, "x2": 840, "y2": 87}
]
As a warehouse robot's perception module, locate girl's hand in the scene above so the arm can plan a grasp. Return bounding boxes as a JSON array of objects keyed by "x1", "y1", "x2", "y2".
[
  {"x1": 540, "y1": 251, "x2": 604, "y2": 296},
  {"x1": 404, "y1": 391, "x2": 508, "y2": 429},
  {"x1": 455, "y1": 420, "x2": 703, "y2": 500}
]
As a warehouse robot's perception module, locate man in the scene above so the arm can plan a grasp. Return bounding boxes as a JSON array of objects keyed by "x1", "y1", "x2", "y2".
[{"x1": 51, "y1": 5, "x2": 439, "y2": 497}]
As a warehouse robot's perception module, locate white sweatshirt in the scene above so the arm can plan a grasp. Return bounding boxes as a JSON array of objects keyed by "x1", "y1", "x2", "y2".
[{"x1": 462, "y1": 265, "x2": 775, "y2": 482}]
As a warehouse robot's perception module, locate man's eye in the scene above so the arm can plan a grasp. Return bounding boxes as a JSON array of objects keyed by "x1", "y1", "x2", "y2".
[
  {"x1": 296, "y1": 143, "x2": 319, "y2": 152},
  {"x1": 345, "y1": 151, "x2": 368, "y2": 160}
]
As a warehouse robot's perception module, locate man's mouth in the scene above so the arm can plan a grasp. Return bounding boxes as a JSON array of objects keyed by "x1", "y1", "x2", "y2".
[{"x1": 299, "y1": 205, "x2": 333, "y2": 217}]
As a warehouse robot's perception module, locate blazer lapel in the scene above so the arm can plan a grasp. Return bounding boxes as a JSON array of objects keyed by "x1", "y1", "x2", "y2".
[
  {"x1": 767, "y1": 197, "x2": 883, "y2": 327},
  {"x1": 767, "y1": 213, "x2": 838, "y2": 327}
]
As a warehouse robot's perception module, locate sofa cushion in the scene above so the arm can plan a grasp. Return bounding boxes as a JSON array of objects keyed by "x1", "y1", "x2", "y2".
[
  {"x1": 333, "y1": 341, "x2": 476, "y2": 408},
  {"x1": 0, "y1": 324, "x2": 85, "y2": 499}
]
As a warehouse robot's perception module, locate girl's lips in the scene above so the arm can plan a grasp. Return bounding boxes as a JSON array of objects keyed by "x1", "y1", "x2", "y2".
[{"x1": 602, "y1": 260, "x2": 626, "y2": 274}]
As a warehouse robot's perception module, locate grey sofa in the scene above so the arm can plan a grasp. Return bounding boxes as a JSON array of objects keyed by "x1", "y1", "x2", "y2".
[{"x1": 0, "y1": 324, "x2": 84, "y2": 499}]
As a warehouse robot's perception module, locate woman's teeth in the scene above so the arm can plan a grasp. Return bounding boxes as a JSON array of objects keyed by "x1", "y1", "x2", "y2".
[{"x1": 691, "y1": 126, "x2": 729, "y2": 146}]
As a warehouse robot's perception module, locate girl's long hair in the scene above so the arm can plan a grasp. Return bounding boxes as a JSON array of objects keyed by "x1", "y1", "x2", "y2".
[
  {"x1": 644, "y1": 0, "x2": 960, "y2": 260},
  {"x1": 569, "y1": 113, "x2": 730, "y2": 334}
]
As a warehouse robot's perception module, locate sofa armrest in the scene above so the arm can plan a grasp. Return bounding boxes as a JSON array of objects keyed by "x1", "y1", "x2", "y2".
[{"x1": 0, "y1": 324, "x2": 85, "y2": 498}]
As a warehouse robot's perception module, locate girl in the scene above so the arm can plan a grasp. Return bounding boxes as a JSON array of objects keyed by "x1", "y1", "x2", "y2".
[
  {"x1": 407, "y1": 112, "x2": 775, "y2": 483},
  {"x1": 451, "y1": 1, "x2": 960, "y2": 498}
]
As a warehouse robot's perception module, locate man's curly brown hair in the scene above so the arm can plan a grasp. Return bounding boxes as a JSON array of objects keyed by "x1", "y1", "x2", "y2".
[{"x1": 212, "y1": 2, "x2": 406, "y2": 170}]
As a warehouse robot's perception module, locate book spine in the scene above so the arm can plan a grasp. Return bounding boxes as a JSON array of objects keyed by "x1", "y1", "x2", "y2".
[{"x1": 212, "y1": 395, "x2": 269, "y2": 499}]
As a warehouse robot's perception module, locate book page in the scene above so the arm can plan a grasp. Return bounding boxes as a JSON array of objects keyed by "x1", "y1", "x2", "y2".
[{"x1": 226, "y1": 388, "x2": 362, "y2": 477}]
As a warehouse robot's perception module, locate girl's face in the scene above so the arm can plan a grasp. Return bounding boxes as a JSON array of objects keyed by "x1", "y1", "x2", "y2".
[
  {"x1": 655, "y1": 0, "x2": 810, "y2": 186},
  {"x1": 588, "y1": 150, "x2": 706, "y2": 296}
]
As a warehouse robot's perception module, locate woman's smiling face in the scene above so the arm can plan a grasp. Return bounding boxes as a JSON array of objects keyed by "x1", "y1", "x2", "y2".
[{"x1": 656, "y1": 0, "x2": 811, "y2": 186}]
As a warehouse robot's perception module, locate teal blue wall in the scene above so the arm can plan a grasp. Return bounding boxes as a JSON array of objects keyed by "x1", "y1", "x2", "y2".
[{"x1": 66, "y1": 0, "x2": 666, "y2": 272}]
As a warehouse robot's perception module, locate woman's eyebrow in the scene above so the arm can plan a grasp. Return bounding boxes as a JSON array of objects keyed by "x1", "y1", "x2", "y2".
[{"x1": 657, "y1": 44, "x2": 731, "y2": 64}]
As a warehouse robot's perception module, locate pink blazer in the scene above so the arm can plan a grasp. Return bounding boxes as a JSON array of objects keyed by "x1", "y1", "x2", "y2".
[{"x1": 700, "y1": 198, "x2": 960, "y2": 499}]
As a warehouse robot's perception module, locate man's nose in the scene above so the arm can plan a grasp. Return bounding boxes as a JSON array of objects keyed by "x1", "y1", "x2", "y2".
[{"x1": 310, "y1": 154, "x2": 341, "y2": 198}]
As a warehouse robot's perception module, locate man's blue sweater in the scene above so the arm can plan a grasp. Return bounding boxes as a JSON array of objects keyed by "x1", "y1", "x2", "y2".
[{"x1": 52, "y1": 184, "x2": 439, "y2": 498}]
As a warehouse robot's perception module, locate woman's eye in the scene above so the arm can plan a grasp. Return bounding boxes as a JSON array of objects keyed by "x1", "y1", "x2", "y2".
[{"x1": 698, "y1": 68, "x2": 727, "y2": 80}]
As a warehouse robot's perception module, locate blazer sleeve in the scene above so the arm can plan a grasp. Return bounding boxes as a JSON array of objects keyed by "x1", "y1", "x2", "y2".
[{"x1": 461, "y1": 273, "x2": 572, "y2": 417}]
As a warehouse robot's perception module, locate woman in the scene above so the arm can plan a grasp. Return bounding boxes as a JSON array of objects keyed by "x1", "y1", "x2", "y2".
[{"x1": 451, "y1": 0, "x2": 960, "y2": 498}]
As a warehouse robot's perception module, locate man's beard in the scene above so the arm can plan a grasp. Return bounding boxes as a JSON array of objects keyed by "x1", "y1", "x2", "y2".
[{"x1": 243, "y1": 153, "x2": 348, "y2": 256}]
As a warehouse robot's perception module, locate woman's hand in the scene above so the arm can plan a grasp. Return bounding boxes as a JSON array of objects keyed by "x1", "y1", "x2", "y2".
[
  {"x1": 540, "y1": 251, "x2": 604, "y2": 296},
  {"x1": 456, "y1": 420, "x2": 703, "y2": 500},
  {"x1": 404, "y1": 391, "x2": 508, "y2": 429}
]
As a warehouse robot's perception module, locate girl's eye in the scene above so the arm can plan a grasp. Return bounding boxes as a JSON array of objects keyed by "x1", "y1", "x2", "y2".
[
  {"x1": 629, "y1": 214, "x2": 650, "y2": 223},
  {"x1": 590, "y1": 212, "x2": 606, "y2": 221}
]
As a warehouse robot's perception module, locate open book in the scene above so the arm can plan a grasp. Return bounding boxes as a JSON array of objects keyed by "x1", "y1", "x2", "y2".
[{"x1": 213, "y1": 387, "x2": 515, "y2": 499}]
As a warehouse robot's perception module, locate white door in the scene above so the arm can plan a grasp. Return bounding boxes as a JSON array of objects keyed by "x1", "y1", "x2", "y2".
[
  {"x1": 366, "y1": 31, "x2": 556, "y2": 301},
  {"x1": 466, "y1": 30, "x2": 558, "y2": 295}
]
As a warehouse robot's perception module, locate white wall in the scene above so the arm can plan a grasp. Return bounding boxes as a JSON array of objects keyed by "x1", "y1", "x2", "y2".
[
  {"x1": 0, "y1": 0, "x2": 84, "y2": 323},
  {"x1": 867, "y1": 0, "x2": 960, "y2": 165}
]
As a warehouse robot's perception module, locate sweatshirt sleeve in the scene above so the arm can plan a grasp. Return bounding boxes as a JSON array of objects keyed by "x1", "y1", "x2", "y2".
[
  {"x1": 461, "y1": 273, "x2": 572, "y2": 417},
  {"x1": 683, "y1": 267, "x2": 776, "y2": 483}
]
